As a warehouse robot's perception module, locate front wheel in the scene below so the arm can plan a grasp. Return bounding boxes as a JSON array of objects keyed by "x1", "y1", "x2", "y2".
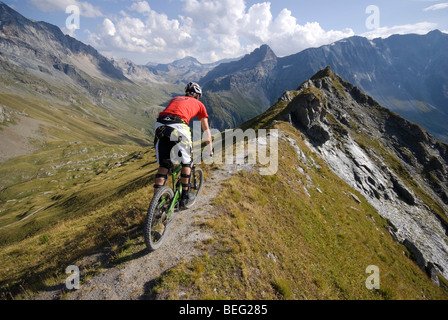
[{"x1": 144, "y1": 186, "x2": 174, "y2": 252}]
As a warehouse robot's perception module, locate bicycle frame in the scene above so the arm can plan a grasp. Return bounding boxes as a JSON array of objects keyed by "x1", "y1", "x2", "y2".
[
  {"x1": 156, "y1": 164, "x2": 199, "y2": 220},
  {"x1": 158, "y1": 166, "x2": 183, "y2": 219},
  {"x1": 145, "y1": 163, "x2": 202, "y2": 252}
]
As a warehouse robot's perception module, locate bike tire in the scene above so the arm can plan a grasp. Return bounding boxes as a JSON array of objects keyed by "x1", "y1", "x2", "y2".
[
  {"x1": 185, "y1": 167, "x2": 204, "y2": 209},
  {"x1": 144, "y1": 186, "x2": 175, "y2": 252}
]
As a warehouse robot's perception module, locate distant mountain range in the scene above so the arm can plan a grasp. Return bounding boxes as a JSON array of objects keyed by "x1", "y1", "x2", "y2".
[
  {"x1": 147, "y1": 56, "x2": 238, "y2": 83},
  {"x1": 0, "y1": 1, "x2": 180, "y2": 162},
  {"x1": 196, "y1": 31, "x2": 448, "y2": 142},
  {"x1": 110, "y1": 55, "x2": 238, "y2": 85},
  {"x1": 0, "y1": 1, "x2": 127, "y2": 84}
]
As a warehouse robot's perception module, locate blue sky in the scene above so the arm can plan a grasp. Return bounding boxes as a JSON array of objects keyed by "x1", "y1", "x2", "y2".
[{"x1": 4, "y1": 0, "x2": 448, "y2": 64}]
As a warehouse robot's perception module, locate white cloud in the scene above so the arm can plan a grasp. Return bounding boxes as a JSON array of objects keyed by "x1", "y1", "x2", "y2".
[
  {"x1": 423, "y1": 2, "x2": 448, "y2": 11},
  {"x1": 361, "y1": 22, "x2": 438, "y2": 39},
  {"x1": 180, "y1": 0, "x2": 354, "y2": 61},
  {"x1": 102, "y1": 19, "x2": 116, "y2": 37},
  {"x1": 29, "y1": 0, "x2": 102, "y2": 18},
  {"x1": 87, "y1": 0, "x2": 381, "y2": 64},
  {"x1": 89, "y1": 1, "x2": 194, "y2": 60},
  {"x1": 88, "y1": 0, "x2": 355, "y2": 63},
  {"x1": 129, "y1": 1, "x2": 152, "y2": 15}
]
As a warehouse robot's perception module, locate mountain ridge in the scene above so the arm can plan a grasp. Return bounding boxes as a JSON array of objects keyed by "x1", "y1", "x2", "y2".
[
  {"x1": 198, "y1": 31, "x2": 448, "y2": 141},
  {"x1": 241, "y1": 66, "x2": 448, "y2": 282}
]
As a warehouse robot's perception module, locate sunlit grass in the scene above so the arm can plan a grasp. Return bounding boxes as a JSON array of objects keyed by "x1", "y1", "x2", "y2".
[{"x1": 151, "y1": 122, "x2": 448, "y2": 300}]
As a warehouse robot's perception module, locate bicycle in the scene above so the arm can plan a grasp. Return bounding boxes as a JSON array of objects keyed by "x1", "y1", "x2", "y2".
[{"x1": 144, "y1": 164, "x2": 204, "y2": 252}]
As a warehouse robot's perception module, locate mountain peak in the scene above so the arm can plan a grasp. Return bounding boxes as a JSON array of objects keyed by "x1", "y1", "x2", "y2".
[
  {"x1": 252, "y1": 44, "x2": 277, "y2": 61},
  {"x1": 199, "y1": 44, "x2": 278, "y2": 89},
  {"x1": 428, "y1": 29, "x2": 442, "y2": 34},
  {"x1": 0, "y1": 1, "x2": 30, "y2": 26},
  {"x1": 310, "y1": 66, "x2": 333, "y2": 80},
  {"x1": 427, "y1": 29, "x2": 447, "y2": 39},
  {"x1": 170, "y1": 56, "x2": 202, "y2": 68},
  {"x1": 234, "y1": 44, "x2": 278, "y2": 68}
]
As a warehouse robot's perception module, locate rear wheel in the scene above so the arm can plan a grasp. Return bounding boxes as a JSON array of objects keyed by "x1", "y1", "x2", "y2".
[{"x1": 144, "y1": 186, "x2": 174, "y2": 252}]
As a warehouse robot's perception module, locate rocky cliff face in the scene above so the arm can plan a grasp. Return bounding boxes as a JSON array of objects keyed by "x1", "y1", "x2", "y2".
[{"x1": 264, "y1": 66, "x2": 448, "y2": 283}]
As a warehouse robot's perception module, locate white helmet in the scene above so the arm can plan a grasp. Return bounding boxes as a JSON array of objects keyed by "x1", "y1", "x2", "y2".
[{"x1": 185, "y1": 82, "x2": 202, "y2": 97}]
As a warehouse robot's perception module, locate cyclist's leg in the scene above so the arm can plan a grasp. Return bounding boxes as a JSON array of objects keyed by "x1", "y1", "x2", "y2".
[
  {"x1": 180, "y1": 165, "x2": 191, "y2": 208},
  {"x1": 154, "y1": 167, "x2": 169, "y2": 193},
  {"x1": 179, "y1": 141, "x2": 193, "y2": 207},
  {"x1": 171, "y1": 123, "x2": 193, "y2": 193},
  {"x1": 181, "y1": 164, "x2": 192, "y2": 192},
  {"x1": 154, "y1": 125, "x2": 174, "y2": 193}
]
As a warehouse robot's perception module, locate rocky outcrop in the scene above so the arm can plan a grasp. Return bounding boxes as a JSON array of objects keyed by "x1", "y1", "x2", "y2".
[
  {"x1": 278, "y1": 67, "x2": 448, "y2": 284},
  {"x1": 288, "y1": 87, "x2": 331, "y2": 144}
]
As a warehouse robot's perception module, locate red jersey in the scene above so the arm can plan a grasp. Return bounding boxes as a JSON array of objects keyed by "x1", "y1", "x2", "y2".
[{"x1": 159, "y1": 96, "x2": 209, "y2": 125}]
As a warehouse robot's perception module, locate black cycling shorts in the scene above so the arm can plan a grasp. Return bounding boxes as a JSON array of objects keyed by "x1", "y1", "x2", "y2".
[{"x1": 154, "y1": 124, "x2": 192, "y2": 169}]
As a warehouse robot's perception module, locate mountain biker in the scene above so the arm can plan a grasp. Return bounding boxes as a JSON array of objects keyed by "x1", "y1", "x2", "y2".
[{"x1": 153, "y1": 82, "x2": 213, "y2": 208}]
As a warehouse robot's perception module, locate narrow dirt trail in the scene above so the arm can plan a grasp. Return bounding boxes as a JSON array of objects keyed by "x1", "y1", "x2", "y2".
[{"x1": 55, "y1": 163, "x2": 249, "y2": 300}]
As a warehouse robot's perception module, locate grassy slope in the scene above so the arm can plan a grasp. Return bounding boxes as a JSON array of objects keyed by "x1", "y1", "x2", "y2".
[
  {"x1": 0, "y1": 145, "x2": 160, "y2": 298},
  {"x1": 0, "y1": 66, "x2": 179, "y2": 298},
  {"x1": 150, "y1": 122, "x2": 448, "y2": 300}
]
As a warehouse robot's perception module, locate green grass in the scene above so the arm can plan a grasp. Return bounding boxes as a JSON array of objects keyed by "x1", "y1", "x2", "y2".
[
  {"x1": 0, "y1": 144, "x2": 160, "y2": 298},
  {"x1": 0, "y1": 74, "x2": 169, "y2": 298},
  {"x1": 0, "y1": 143, "x2": 158, "y2": 242},
  {"x1": 150, "y1": 122, "x2": 448, "y2": 300},
  {"x1": 0, "y1": 59, "x2": 184, "y2": 298}
]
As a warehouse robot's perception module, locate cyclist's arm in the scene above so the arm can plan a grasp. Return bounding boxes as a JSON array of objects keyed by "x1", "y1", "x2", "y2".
[{"x1": 201, "y1": 118, "x2": 213, "y2": 156}]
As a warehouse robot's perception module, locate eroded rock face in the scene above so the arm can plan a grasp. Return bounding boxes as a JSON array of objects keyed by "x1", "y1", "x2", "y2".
[
  {"x1": 282, "y1": 67, "x2": 448, "y2": 283},
  {"x1": 288, "y1": 87, "x2": 331, "y2": 144}
]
